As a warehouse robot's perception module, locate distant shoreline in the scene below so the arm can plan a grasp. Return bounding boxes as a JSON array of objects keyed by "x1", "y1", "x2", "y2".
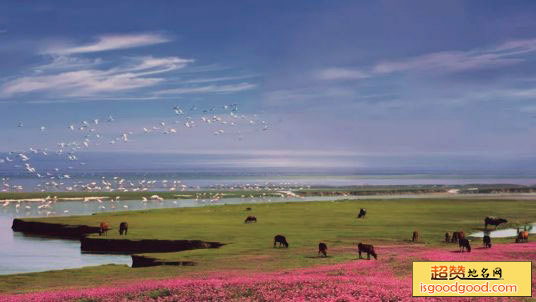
[{"x1": 2, "y1": 184, "x2": 536, "y2": 202}]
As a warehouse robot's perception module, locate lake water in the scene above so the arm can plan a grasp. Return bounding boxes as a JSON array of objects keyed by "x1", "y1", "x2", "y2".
[{"x1": 469, "y1": 224, "x2": 535, "y2": 238}]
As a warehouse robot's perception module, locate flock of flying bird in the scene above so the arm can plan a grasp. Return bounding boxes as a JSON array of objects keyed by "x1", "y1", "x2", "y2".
[
  {"x1": 0, "y1": 103, "x2": 271, "y2": 194},
  {"x1": 0, "y1": 104, "x2": 317, "y2": 215}
]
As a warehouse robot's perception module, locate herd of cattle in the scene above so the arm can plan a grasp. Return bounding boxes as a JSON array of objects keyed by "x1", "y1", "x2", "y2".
[
  {"x1": 259, "y1": 210, "x2": 529, "y2": 259},
  {"x1": 94, "y1": 208, "x2": 530, "y2": 260}
]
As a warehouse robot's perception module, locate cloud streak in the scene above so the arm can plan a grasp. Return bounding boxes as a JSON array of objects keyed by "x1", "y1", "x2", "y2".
[
  {"x1": 1, "y1": 56, "x2": 191, "y2": 97},
  {"x1": 318, "y1": 38, "x2": 536, "y2": 80},
  {"x1": 315, "y1": 67, "x2": 369, "y2": 80},
  {"x1": 44, "y1": 33, "x2": 170, "y2": 54},
  {"x1": 0, "y1": 32, "x2": 257, "y2": 100},
  {"x1": 156, "y1": 82, "x2": 256, "y2": 95}
]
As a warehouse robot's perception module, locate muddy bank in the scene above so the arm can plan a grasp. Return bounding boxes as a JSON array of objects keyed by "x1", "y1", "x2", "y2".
[
  {"x1": 81, "y1": 237, "x2": 225, "y2": 254},
  {"x1": 131, "y1": 255, "x2": 196, "y2": 268},
  {"x1": 11, "y1": 219, "x2": 100, "y2": 238}
]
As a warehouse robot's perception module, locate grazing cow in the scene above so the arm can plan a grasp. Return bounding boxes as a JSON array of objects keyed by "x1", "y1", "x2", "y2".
[
  {"x1": 245, "y1": 207, "x2": 252, "y2": 211},
  {"x1": 273, "y1": 235, "x2": 289, "y2": 248},
  {"x1": 99, "y1": 222, "x2": 109, "y2": 236},
  {"x1": 445, "y1": 232, "x2": 451, "y2": 243},
  {"x1": 451, "y1": 231, "x2": 465, "y2": 243},
  {"x1": 516, "y1": 231, "x2": 529, "y2": 243},
  {"x1": 459, "y1": 238, "x2": 471, "y2": 252},
  {"x1": 412, "y1": 231, "x2": 419, "y2": 242},
  {"x1": 357, "y1": 243, "x2": 377, "y2": 260},
  {"x1": 318, "y1": 242, "x2": 328, "y2": 257},
  {"x1": 483, "y1": 235, "x2": 491, "y2": 248},
  {"x1": 119, "y1": 222, "x2": 128, "y2": 235},
  {"x1": 244, "y1": 216, "x2": 257, "y2": 223},
  {"x1": 485, "y1": 217, "x2": 508, "y2": 229},
  {"x1": 357, "y1": 208, "x2": 367, "y2": 219}
]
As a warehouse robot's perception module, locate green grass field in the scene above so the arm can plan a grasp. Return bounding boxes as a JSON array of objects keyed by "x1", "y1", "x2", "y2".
[{"x1": 2, "y1": 197, "x2": 536, "y2": 294}]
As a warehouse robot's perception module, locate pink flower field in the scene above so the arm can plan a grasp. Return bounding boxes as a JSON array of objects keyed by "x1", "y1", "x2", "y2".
[{"x1": 2, "y1": 243, "x2": 534, "y2": 302}]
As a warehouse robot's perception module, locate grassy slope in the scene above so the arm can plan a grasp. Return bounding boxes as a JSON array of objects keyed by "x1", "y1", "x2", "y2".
[{"x1": 2, "y1": 198, "x2": 536, "y2": 294}]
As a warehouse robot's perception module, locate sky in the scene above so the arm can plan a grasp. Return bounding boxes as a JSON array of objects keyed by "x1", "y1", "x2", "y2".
[{"x1": 2, "y1": 1, "x2": 536, "y2": 171}]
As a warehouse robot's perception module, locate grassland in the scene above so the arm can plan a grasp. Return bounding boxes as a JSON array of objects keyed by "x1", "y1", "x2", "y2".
[{"x1": 2, "y1": 197, "x2": 536, "y2": 294}]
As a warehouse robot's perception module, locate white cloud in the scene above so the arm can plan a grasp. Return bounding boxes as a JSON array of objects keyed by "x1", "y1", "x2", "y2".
[
  {"x1": 315, "y1": 67, "x2": 369, "y2": 80},
  {"x1": 372, "y1": 51, "x2": 521, "y2": 74},
  {"x1": 44, "y1": 33, "x2": 170, "y2": 54},
  {"x1": 1, "y1": 32, "x2": 258, "y2": 100},
  {"x1": 181, "y1": 74, "x2": 258, "y2": 84},
  {"x1": 373, "y1": 38, "x2": 536, "y2": 74},
  {"x1": 34, "y1": 55, "x2": 103, "y2": 71},
  {"x1": 1, "y1": 56, "x2": 191, "y2": 97},
  {"x1": 156, "y1": 82, "x2": 256, "y2": 95},
  {"x1": 318, "y1": 38, "x2": 536, "y2": 81}
]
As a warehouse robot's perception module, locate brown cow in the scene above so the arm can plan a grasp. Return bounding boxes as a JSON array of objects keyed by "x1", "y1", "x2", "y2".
[
  {"x1": 451, "y1": 231, "x2": 465, "y2": 243},
  {"x1": 318, "y1": 242, "x2": 328, "y2": 257},
  {"x1": 358, "y1": 243, "x2": 377, "y2": 260},
  {"x1": 516, "y1": 231, "x2": 529, "y2": 243},
  {"x1": 412, "y1": 231, "x2": 419, "y2": 242},
  {"x1": 99, "y1": 222, "x2": 110, "y2": 236}
]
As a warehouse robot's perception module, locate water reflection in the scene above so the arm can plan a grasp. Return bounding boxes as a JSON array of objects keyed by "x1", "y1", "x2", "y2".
[{"x1": 469, "y1": 224, "x2": 535, "y2": 238}]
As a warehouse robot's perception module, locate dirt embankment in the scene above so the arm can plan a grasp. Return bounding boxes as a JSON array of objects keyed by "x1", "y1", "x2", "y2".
[
  {"x1": 12, "y1": 218, "x2": 225, "y2": 267},
  {"x1": 131, "y1": 255, "x2": 196, "y2": 267},
  {"x1": 81, "y1": 237, "x2": 224, "y2": 254},
  {"x1": 11, "y1": 218, "x2": 100, "y2": 238}
]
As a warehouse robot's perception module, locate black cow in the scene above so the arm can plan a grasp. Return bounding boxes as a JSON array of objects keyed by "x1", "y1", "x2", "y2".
[
  {"x1": 119, "y1": 222, "x2": 128, "y2": 235},
  {"x1": 412, "y1": 231, "x2": 419, "y2": 242},
  {"x1": 244, "y1": 216, "x2": 257, "y2": 223},
  {"x1": 445, "y1": 232, "x2": 451, "y2": 243},
  {"x1": 357, "y1": 208, "x2": 367, "y2": 219},
  {"x1": 484, "y1": 217, "x2": 507, "y2": 229},
  {"x1": 483, "y1": 235, "x2": 491, "y2": 248},
  {"x1": 459, "y1": 238, "x2": 471, "y2": 252},
  {"x1": 357, "y1": 243, "x2": 377, "y2": 260},
  {"x1": 273, "y1": 235, "x2": 289, "y2": 248},
  {"x1": 318, "y1": 242, "x2": 328, "y2": 257}
]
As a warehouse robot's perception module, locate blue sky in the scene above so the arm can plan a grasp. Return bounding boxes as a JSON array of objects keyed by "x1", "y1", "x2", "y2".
[{"x1": 1, "y1": 1, "x2": 536, "y2": 167}]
